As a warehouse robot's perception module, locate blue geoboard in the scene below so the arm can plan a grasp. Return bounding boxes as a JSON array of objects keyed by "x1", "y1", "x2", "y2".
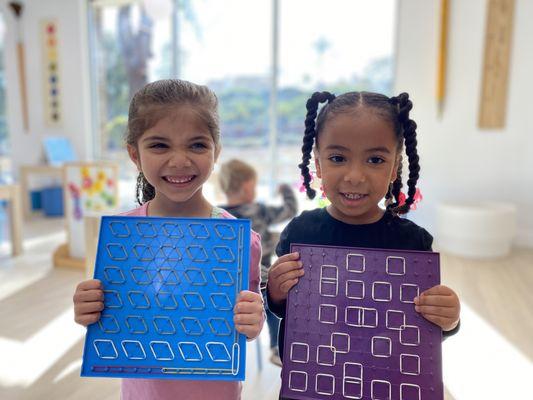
[{"x1": 81, "y1": 215, "x2": 251, "y2": 381}]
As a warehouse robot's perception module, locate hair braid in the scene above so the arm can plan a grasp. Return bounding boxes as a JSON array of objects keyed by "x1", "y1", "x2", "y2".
[
  {"x1": 135, "y1": 172, "x2": 156, "y2": 205},
  {"x1": 299, "y1": 91, "x2": 335, "y2": 199},
  {"x1": 393, "y1": 92, "x2": 420, "y2": 214},
  {"x1": 386, "y1": 155, "x2": 404, "y2": 210}
]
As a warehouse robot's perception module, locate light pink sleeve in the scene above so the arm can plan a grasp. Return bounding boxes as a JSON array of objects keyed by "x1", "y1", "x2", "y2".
[
  {"x1": 247, "y1": 230, "x2": 264, "y2": 339},
  {"x1": 248, "y1": 231, "x2": 262, "y2": 294}
]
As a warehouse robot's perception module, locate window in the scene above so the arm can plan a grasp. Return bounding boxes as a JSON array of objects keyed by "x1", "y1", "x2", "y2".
[
  {"x1": 88, "y1": 0, "x2": 397, "y2": 195},
  {"x1": 0, "y1": 13, "x2": 9, "y2": 179}
]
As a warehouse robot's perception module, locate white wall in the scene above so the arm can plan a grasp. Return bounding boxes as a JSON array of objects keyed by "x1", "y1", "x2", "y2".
[
  {"x1": 395, "y1": 0, "x2": 533, "y2": 247},
  {"x1": 1, "y1": 0, "x2": 92, "y2": 174}
]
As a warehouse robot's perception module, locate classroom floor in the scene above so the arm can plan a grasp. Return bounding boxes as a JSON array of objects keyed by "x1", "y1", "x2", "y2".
[{"x1": 0, "y1": 216, "x2": 531, "y2": 399}]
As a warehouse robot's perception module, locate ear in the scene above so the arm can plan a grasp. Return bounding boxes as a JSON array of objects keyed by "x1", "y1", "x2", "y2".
[
  {"x1": 127, "y1": 144, "x2": 142, "y2": 172},
  {"x1": 314, "y1": 149, "x2": 322, "y2": 179},
  {"x1": 390, "y1": 155, "x2": 400, "y2": 182},
  {"x1": 214, "y1": 144, "x2": 221, "y2": 163}
]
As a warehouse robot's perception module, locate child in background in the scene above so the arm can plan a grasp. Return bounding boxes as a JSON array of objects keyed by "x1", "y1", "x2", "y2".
[
  {"x1": 266, "y1": 91, "x2": 461, "y2": 396},
  {"x1": 72, "y1": 79, "x2": 264, "y2": 400},
  {"x1": 218, "y1": 159, "x2": 297, "y2": 366}
]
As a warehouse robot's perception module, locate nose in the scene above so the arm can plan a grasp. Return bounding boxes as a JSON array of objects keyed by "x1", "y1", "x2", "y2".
[
  {"x1": 344, "y1": 163, "x2": 366, "y2": 184},
  {"x1": 168, "y1": 150, "x2": 192, "y2": 169}
]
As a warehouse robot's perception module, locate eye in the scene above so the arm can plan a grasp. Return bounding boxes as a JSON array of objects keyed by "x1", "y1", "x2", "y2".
[
  {"x1": 368, "y1": 157, "x2": 385, "y2": 164},
  {"x1": 148, "y1": 142, "x2": 168, "y2": 149},
  {"x1": 328, "y1": 155, "x2": 345, "y2": 163},
  {"x1": 191, "y1": 142, "x2": 208, "y2": 150}
]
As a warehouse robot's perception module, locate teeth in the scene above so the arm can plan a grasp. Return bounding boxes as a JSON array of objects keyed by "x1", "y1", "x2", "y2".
[
  {"x1": 166, "y1": 176, "x2": 194, "y2": 184},
  {"x1": 343, "y1": 193, "x2": 365, "y2": 200}
]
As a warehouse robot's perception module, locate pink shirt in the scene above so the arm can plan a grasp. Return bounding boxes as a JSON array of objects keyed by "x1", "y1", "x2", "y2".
[{"x1": 119, "y1": 202, "x2": 263, "y2": 400}]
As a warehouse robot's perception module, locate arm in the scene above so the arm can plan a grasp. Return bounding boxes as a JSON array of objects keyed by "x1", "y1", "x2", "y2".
[
  {"x1": 266, "y1": 221, "x2": 304, "y2": 318},
  {"x1": 417, "y1": 229, "x2": 461, "y2": 338},
  {"x1": 234, "y1": 231, "x2": 265, "y2": 340},
  {"x1": 261, "y1": 184, "x2": 298, "y2": 225}
]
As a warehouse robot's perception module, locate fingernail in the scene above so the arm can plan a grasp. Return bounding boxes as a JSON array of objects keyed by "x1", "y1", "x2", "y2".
[
  {"x1": 415, "y1": 306, "x2": 420, "y2": 312},
  {"x1": 414, "y1": 296, "x2": 419, "y2": 304}
]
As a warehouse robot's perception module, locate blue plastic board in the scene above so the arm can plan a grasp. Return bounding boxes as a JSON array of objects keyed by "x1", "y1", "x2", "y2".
[
  {"x1": 81, "y1": 215, "x2": 251, "y2": 381},
  {"x1": 42, "y1": 136, "x2": 76, "y2": 165}
]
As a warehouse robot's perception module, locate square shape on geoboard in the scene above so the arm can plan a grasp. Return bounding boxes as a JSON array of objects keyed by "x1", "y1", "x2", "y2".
[
  {"x1": 81, "y1": 216, "x2": 251, "y2": 381},
  {"x1": 281, "y1": 244, "x2": 443, "y2": 400}
]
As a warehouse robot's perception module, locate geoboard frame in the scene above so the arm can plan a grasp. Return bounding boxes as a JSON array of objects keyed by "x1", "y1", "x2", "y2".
[
  {"x1": 281, "y1": 244, "x2": 443, "y2": 400},
  {"x1": 81, "y1": 215, "x2": 250, "y2": 381}
]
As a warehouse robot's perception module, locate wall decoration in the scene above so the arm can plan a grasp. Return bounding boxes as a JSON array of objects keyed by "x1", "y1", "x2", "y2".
[
  {"x1": 9, "y1": 2, "x2": 29, "y2": 132},
  {"x1": 42, "y1": 19, "x2": 62, "y2": 126},
  {"x1": 478, "y1": 0, "x2": 515, "y2": 129},
  {"x1": 436, "y1": 0, "x2": 449, "y2": 117},
  {"x1": 64, "y1": 162, "x2": 119, "y2": 259}
]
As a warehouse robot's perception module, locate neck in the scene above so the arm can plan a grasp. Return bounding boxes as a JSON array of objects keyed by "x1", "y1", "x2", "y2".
[
  {"x1": 149, "y1": 190, "x2": 213, "y2": 218},
  {"x1": 326, "y1": 204, "x2": 385, "y2": 225}
]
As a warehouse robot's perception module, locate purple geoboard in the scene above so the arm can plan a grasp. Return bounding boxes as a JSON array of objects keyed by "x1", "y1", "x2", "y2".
[{"x1": 281, "y1": 244, "x2": 442, "y2": 400}]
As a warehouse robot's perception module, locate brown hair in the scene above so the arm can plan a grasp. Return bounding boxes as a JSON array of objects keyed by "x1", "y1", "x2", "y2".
[
  {"x1": 218, "y1": 159, "x2": 257, "y2": 195},
  {"x1": 125, "y1": 79, "x2": 220, "y2": 205}
]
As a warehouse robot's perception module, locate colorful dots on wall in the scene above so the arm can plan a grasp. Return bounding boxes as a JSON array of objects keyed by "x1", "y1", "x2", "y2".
[{"x1": 42, "y1": 19, "x2": 62, "y2": 126}]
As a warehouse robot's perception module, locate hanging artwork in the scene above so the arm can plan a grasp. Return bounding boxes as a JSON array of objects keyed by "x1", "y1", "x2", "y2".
[
  {"x1": 478, "y1": 0, "x2": 515, "y2": 129},
  {"x1": 9, "y1": 2, "x2": 29, "y2": 131},
  {"x1": 436, "y1": 0, "x2": 449, "y2": 117},
  {"x1": 42, "y1": 19, "x2": 62, "y2": 126},
  {"x1": 64, "y1": 162, "x2": 119, "y2": 259}
]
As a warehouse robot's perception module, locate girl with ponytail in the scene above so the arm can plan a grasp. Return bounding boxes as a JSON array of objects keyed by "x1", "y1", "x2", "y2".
[
  {"x1": 267, "y1": 90, "x2": 461, "y2": 377},
  {"x1": 72, "y1": 80, "x2": 264, "y2": 400}
]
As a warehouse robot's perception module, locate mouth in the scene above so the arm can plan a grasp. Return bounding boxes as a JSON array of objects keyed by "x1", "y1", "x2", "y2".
[
  {"x1": 163, "y1": 175, "x2": 196, "y2": 185},
  {"x1": 341, "y1": 192, "x2": 368, "y2": 200},
  {"x1": 340, "y1": 192, "x2": 369, "y2": 206}
]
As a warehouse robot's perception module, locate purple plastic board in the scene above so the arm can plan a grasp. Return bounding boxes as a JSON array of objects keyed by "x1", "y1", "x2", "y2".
[{"x1": 281, "y1": 244, "x2": 442, "y2": 400}]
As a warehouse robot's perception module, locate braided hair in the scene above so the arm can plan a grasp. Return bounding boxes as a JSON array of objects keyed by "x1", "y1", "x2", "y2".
[
  {"x1": 125, "y1": 79, "x2": 220, "y2": 205},
  {"x1": 299, "y1": 91, "x2": 420, "y2": 215}
]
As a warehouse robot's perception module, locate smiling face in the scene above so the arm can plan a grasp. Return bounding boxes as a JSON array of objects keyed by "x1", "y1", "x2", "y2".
[
  {"x1": 128, "y1": 105, "x2": 220, "y2": 216},
  {"x1": 315, "y1": 108, "x2": 400, "y2": 224}
]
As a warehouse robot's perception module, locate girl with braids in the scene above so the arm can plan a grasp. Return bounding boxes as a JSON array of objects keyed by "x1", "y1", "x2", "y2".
[
  {"x1": 72, "y1": 79, "x2": 264, "y2": 400},
  {"x1": 267, "y1": 91, "x2": 460, "y2": 372}
]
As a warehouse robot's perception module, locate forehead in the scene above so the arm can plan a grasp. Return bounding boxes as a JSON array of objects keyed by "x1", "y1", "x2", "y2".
[
  {"x1": 144, "y1": 105, "x2": 213, "y2": 140},
  {"x1": 319, "y1": 111, "x2": 397, "y2": 150}
]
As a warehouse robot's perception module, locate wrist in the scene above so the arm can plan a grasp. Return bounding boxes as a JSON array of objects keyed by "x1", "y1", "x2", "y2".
[{"x1": 266, "y1": 284, "x2": 285, "y2": 305}]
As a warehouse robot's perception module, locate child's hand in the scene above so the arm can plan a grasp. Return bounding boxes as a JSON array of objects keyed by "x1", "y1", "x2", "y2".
[
  {"x1": 414, "y1": 284, "x2": 460, "y2": 331},
  {"x1": 233, "y1": 290, "x2": 264, "y2": 339},
  {"x1": 73, "y1": 279, "x2": 104, "y2": 326},
  {"x1": 267, "y1": 252, "x2": 304, "y2": 305}
]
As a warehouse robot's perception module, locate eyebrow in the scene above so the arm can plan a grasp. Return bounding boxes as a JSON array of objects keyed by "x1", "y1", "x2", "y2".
[
  {"x1": 324, "y1": 144, "x2": 350, "y2": 151},
  {"x1": 188, "y1": 135, "x2": 212, "y2": 142},
  {"x1": 324, "y1": 144, "x2": 392, "y2": 154},
  {"x1": 141, "y1": 135, "x2": 169, "y2": 143},
  {"x1": 365, "y1": 146, "x2": 392, "y2": 154},
  {"x1": 141, "y1": 134, "x2": 212, "y2": 143}
]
